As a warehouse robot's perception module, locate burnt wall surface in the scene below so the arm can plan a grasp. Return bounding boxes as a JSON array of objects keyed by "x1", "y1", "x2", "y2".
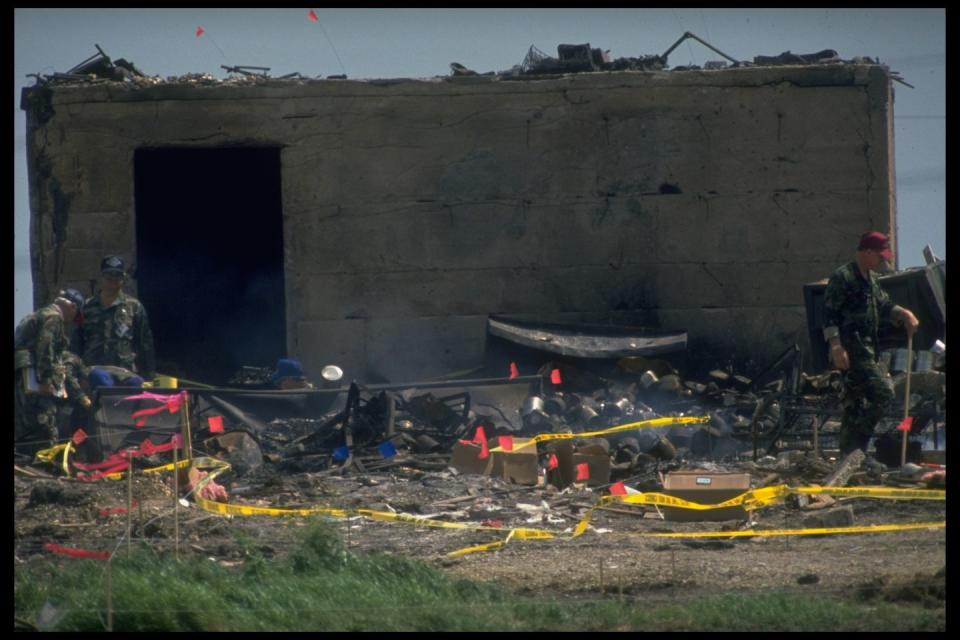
[{"x1": 22, "y1": 65, "x2": 896, "y2": 381}]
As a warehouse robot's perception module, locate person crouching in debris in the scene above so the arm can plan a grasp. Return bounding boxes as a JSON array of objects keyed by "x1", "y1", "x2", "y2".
[
  {"x1": 822, "y1": 232, "x2": 919, "y2": 455},
  {"x1": 14, "y1": 289, "x2": 87, "y2": 459},
  {"x1": 271, "y1": 358, "x2": 314, "y2": 390},
  {"x1": 72, "y1": 255, "x2": 157, "y2": 382}
]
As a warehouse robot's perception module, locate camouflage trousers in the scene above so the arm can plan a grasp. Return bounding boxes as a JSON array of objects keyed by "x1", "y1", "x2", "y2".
[
  {"x1": 839, "y1": 356, "x2": 895, "y2": 455},
  {"x1": 14, "y1": 377, "x2": 60, "y2": 459}
]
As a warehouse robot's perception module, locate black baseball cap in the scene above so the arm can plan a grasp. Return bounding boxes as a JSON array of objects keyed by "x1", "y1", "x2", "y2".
[{"x1": 100, "y1": 255, "x2": 126, "y2": 275}]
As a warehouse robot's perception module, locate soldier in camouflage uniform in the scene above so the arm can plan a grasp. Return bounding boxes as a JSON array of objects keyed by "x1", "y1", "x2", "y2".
[
  {"x1": 822, "y1": 232, "x2": 919, "y2": 455},
  {"x1": 14, "y1": 289, "x2": 87, "y2": 458},
  {"x1": 72, "y1": 255, "x2": 157, "y2": 380}
]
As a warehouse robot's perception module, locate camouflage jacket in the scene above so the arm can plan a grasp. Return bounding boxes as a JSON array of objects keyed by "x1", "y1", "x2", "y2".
[
  {"x1": 13, "y1": 304, "x2": 72, "y2": 387},
  {"x1": 822, "y1": 260, "x2": 899, "y2": 354},
  {"x1": 72, "y1": 291, "x2": 156, "y2": 378}
]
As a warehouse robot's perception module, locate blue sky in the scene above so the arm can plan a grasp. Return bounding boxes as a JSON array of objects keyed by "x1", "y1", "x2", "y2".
[{"x1": 13, "y1": 8, "x2": 945, "y2": 326}]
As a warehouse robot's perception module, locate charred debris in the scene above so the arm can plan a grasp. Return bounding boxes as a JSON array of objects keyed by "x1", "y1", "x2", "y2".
[{"x1": 24, "y1": 32, "x2": 911, "y2": 88}]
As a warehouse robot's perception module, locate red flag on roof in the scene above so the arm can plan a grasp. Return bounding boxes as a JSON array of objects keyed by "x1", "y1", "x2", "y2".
[
  {"x1": 550, "y1": 369, "x2": 563, "y2": 385},
  {"x1": 195, "y1": 26, "x2": 205, "y2": 38},
  {"x1": 307, "y1": 9, "x2": 319, "y2": 22},
  {"x1": 609, "y1": 481, "x2": 627, "y2": 496},
  {"x1": 576, "y1": 463, "x2": 590, "y2": 481},
  {"x1": 896, "y1": 416, "x2": 914, "y2": 432},
  {"x1": 509, "y1": 362, "x2": 519, "y2": 380}
]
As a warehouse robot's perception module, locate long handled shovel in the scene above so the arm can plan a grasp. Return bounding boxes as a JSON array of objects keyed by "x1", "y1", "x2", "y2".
[{"x1": 899, "y1": 333, "x2": 913, "y2": 467}]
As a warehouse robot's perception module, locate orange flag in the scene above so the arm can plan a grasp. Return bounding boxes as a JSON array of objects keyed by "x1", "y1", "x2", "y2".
[
  {"x1": 473, "y1": 426, "x2": 489, "y2": 459},
  {"x1": 550, "y1": 368, "x2": 563, "y2": 385},
  {"x1": 509, "y1": 362, "x2": 519, "y2": 379},
  {"x1": 208, "y1": 415, "x2": 225, "y2": 433},
  {"x1": 307, "y1": 9, "x2": 319, "y2": 22},
  {"x1": 195, "y1": 26, "x2": 205, "y2": 38},
  {"x1": 547, "y1": 453, "x2": 559, "y2": 470},
  {"x1": 498, "y1": 435, "x2": 513, "y2": 452},
  {"x1": 609, "y1": 481, "x2": 627, "y2": 496},
  {"x1": 896, "y1": 416, "x2": 914, "y2": 432},
  {"x1": 576, "y1": 463, "x2": 590, "y2": 481}
]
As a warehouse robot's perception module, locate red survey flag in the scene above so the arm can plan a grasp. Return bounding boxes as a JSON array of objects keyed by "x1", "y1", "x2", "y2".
[
  {"x1": 896, "y1": 416, "x2": 914, "y2": 432},
  {"x1": 195, "y1": 26, "x2": 205, "y2": 38},
  {"x1": 547, "y1": 453, "x2": 559, "y2": 470},
  {"x1": 43, "y1": 543, "x2": 110, "y2": 560},
  {"x1": 551, "y1": 368, "x2": 563, "y2": 385},
  {"x1": 509, "y1": 362, "x2": 519, "y2": 380},
  {"x1": 208, "y1": 415, "x2": 225, "y2": 433},
  {"x1": 307, "y1": 9, "x2": 319, "y2": 22},
  {"x1": 473, "y1": 426, "x2": 489, "y2": 459},
  {"x1": 609, "y1": 480, "x2": 627, "y2": 496},
  {"x1": 498, "y1": 435, "x2": 513, "y2": 452},
  {"x1": 576, "y1": 463, "x2": 590, "y2": 481},
  {"x1": 71, "y1": 428, "x2": 88, "y2": 445}
]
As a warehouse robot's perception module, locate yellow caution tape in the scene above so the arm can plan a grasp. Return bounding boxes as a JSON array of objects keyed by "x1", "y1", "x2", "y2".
[
  {"x1": 794, "y1": 486, "x2": 946, "y2": 500},
  {"x1": 489, "y1": 416, "x2": 711, "y2": 453},
  {"x1": 633, "y1": 521, "x2": 946, "y2": 539}
]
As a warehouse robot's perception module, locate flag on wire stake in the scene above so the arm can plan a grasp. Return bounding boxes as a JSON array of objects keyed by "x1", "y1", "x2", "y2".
[
  {"x1": 71, "y1": 428, "x2": 87, "y2": 445},
  {"x1": 896, "y1": 416, "x2": 913, "y2": 432},
  {"x1": 194, "y1": 24, "x2": 229, "y2": 62},
  {"x1": 378, "y1": 441, "x2": 397, "y2": 459},
  {"x1": 304, "y1": 8, "x2": 347, "y2": 76}
]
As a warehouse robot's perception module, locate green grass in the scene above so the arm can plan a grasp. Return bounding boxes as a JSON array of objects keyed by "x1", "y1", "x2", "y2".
[{"x1": 14, "y1": 519, "x2": 944, "y2": 631}]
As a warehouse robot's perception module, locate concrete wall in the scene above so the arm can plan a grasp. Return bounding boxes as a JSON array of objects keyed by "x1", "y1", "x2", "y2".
[{"x1": 22, "y1": 65, "x2": 896, "y2": 380}]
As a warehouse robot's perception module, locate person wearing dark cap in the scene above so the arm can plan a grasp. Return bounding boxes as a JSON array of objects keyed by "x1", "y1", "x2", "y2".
[
  {"x1": 14, "y1": 289, "x2": 87, "y2": 457},
  {"x1": 72, "y1": 255, "x2": 157, "y2": 381},
  {"x1": 822, "y1": 232, "x2": 919, "y2": 455},
  {"x1": 271, "y1": 358, "x2": 314, "y2": 390}
]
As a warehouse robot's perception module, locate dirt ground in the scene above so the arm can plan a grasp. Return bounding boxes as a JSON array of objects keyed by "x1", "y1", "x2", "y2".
[{"x1": 14, "y1": 458, "x2": 946, "y2": 612}]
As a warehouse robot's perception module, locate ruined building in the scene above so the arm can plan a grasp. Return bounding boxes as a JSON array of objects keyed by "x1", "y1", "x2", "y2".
[{"x1": 20, "y1": 61, "x2": 898, "y2": 383}]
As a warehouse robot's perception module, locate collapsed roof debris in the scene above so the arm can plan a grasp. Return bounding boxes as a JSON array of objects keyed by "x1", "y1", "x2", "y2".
[{"x1": 25, "y1": 31, "x2": 912, "y2": 91}]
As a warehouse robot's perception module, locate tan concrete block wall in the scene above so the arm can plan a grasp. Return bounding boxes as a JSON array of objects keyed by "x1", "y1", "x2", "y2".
[{"x1": 24, "y1": 66, "x2": 894, "y2": 378}]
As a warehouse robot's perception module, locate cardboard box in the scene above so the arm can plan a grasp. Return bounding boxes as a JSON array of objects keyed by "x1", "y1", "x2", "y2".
[
  {"x1": 450, "y1": 437, "x2": 540, "y2": 485},
  {"x1": 488, "y1": 437, "x2": 539, "y2": 485},
  {"x1": 660, "y1": 471, "x2": 751, "y2": 522},
  {"x1": 545, "y1": 441, "x2": 611, "y2": 488}
]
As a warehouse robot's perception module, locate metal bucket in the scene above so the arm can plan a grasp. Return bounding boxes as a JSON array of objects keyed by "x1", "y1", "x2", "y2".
[
  {"x1": 522, "y1": 396, "x2": 545, "y2": 417},
  {"x1": 640, "y1": 370, "x2": 659, "y2": 388},
  {"x1": 915, "y1": 351, "x2": 935, "y2": 373},
  {"x1": 890, "y1": 348, "x2": 913, "y2": 373}
]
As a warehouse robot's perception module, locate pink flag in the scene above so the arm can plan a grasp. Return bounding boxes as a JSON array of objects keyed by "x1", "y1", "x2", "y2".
[
  {"x1": 509, "y1": 362, "x2": 519, "y2": 379},
  {"x1": 550, "y1": 369, "x2": 563, "y2": 385},
  {"x1": 498, "y1": 435, "x2": 513, "y2": 452},
  {"x1": 307, "y1": 9, "x2": 319, "y2": 22},
  {"x1": 576, "y1": 463, "x2": 590, "y2": 481},
  {"x1": 195, "y1": 26, "x2": 205, "y2": 38},
  {"x1": 609, "y1": 481, "x2": 627, "y2": 496}
]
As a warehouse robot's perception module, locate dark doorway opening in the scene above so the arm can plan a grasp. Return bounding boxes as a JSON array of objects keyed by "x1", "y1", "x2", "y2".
[{"x1": 134, "y1": 147, "x2": 286, "y2": 385}]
